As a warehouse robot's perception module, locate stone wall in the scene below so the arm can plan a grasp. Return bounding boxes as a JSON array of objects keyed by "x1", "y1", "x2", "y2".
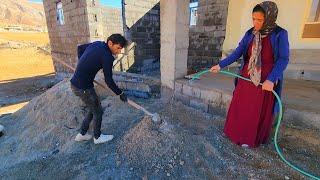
[{"x1": 188, "y1": 0, "x2": 229, "y2": 73}]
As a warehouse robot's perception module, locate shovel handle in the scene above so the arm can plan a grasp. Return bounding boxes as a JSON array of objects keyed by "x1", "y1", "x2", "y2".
[{"x1": 127, "y1": 99, "x2": 153, "y2": 116}]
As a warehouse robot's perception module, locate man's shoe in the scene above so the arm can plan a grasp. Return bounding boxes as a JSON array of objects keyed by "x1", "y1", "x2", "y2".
[
  {"x1": 75, "y1": 133, "x2": 92, "y2": 142},
  {"x1": 94, "y1": 134, "x2": 114, "y2": 144}
]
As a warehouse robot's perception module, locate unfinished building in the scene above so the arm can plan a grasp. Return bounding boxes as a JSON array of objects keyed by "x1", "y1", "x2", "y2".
[{"x1": 42, "y1": 0, "x2": 320, "y2": 120}]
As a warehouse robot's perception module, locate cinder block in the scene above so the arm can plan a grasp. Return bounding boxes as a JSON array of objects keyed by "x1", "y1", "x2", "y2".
[
  {"x1": 221, "y1": 93, "x2": 232, "y2": 111},
  {"x1": 174, "y1": 93, "x2": 190, "y2": 106},
  {"x1": 174, "y1": 82, "x2": 183, "y2": 93},
  {"x1": 200, "y1": 89, "x2": 222, "y2": 104},
  {"x1": 182, "y1": 84, "x2": 193, "y2": 97},
  {"x1": 190, "y1": 98, "x2": 208, "y2": 112}
]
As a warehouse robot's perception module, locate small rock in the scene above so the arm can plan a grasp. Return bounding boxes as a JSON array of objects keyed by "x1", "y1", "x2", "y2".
[
  {"x1": 166, "y1": 173, "x2": 170, "y2": 177},
  {"x1": 52, "y1": 149, "x2": 59, "y2": 155},
  {"x1": 195, "y1": 157, "x2": 200, "y2": 164},
  {"x1": 174, "y1": 155, "x2": 177, "y2": 159},
  {"x1": 285, "y1": 176, "x2": 290, "y2": 180},
  {"x1": 0, "y1": 125, "x2": 4, "y2": 133},
  {"x1": 168, "y1": 164, "x2": 173, "y2": 169},
  {"x1": 130, "y1": 167, "x2": 134, "y2": 171},
  {"x1": 116, "y1": 161, "x2": 121, "y2": 166},
  {"x1": 179, "y1": 160, "x2": 185, "y2": 166}
]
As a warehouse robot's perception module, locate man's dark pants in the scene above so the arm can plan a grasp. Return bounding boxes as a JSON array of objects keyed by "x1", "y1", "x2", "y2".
[{"x1": 71, "y1": 84, "x2": 103, "y2": 139}]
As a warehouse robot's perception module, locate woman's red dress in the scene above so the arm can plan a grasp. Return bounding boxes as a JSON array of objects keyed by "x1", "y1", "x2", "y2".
[{"x1": 223, "y1": 35, "x2": 275, "y2": 148}]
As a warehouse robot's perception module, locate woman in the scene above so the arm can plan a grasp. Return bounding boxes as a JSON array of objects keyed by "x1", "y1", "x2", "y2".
[{"x1": 210, "y1": 1, "x2": 289, "y2": 148}]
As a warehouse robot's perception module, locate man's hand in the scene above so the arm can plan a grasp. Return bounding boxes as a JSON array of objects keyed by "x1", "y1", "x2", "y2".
[
  {"x1": 210, "y1": 65, "x2": 221, "y2": 73},
  {"x1": 119, "y1": 92, "x2": 128, "y2": 102},
  {"x1": 262, "y1": 80, "x2": 274, "y2": 91}
]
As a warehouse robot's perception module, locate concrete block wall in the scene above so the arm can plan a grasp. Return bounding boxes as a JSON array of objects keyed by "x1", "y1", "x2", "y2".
[
  {"x1": 188, "y1": 0, "x2": 229, "y2": 72},
  {"x1": 96, "y1": 71, "x2": 161, "y2": 98},
  {"x1": 101, "y1": 7, "x2": 123, "y2": 38},
  {"x1": 86, "y1": 0, "x2": 104, "y2": 41},
  {"x1": 285, "y1": 49, "x2": 320, "y2": 81},
  {"x1": 125, "y1": 0, "x2": 161, "y2": 71},
  {"x1": 43, "y1": 0, "x2": 93, "y2": 74},
  {"x1": 43, "y1": 0, "x2": 160, "y2": 75},
  {"x1": 174, "y1": 79, "x2": 232, "y2": 116}
]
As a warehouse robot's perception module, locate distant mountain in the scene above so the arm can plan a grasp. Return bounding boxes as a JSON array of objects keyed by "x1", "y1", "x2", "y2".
[{"x1": 0, "y1": 0, "x2": 46, "y2": 28}]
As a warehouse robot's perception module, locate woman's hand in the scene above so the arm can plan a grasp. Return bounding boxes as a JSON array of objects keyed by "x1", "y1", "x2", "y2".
[
  {"x1": 210, "y1": 65, "x2": 221, "y2": 73},
  {"x1": 262, "y1": 80, "x2": 274, "y2": 91}
]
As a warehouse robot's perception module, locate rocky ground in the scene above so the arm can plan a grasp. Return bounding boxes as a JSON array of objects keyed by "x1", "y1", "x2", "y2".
[{"x1": 0, "y1": 79, "x2": 319, "y2": 179}]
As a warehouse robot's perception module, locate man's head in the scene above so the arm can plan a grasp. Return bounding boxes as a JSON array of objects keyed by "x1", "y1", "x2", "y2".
[{"x1": 106, "y1": 34, "x2": 128, "y2": 55}]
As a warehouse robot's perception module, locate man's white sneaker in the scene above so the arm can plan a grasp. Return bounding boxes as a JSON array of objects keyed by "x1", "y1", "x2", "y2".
[
  {"x1": 94, "y1": 134, "x2": 114, "y2": 144},
  {"x1": 75, "y1": 133, "x2": 92, "y2": 142}
]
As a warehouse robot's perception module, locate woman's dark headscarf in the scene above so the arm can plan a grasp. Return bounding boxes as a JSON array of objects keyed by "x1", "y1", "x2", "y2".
[{"x1": 255, "y1": 1, "x2": 278, "y2": 35}]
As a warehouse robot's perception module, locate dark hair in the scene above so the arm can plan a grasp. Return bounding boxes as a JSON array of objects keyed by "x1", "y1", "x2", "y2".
[
  {"x1": 107, "y1": 34, "x2": 128, "y2": 48},
  {"x1": 252, "y1": 4, "x2": 265, "y2": 15}
]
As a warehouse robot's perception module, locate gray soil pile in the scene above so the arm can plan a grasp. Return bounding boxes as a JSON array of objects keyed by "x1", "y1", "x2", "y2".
[{"x1": 0, "y1": 79, "x2": 319, "y2": 179}]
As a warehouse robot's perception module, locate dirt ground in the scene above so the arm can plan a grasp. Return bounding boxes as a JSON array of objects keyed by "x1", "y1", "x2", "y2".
[
  {"x1": 0, "y1": 32, "x2": 49, "y2": 46},
  {"x1": 0, "y1": 31, "x2": 54, "y2": 81},
  {"x1": 0, "y1": 31, "x2": 55, "y2": 115},
  {"x1": 0, "y1": 80, "x2": 319, "y2": 179}
]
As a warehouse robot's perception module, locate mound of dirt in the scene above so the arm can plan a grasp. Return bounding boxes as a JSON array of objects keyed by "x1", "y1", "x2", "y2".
[{"x1": 118, "y1": 116, "x2": 183, "y2": 176}]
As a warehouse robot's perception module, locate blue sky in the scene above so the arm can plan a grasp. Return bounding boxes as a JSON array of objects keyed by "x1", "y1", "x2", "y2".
[
  {"x1": 28, "y1": 0, "x2": 121, "y2": 8},
  {"x1": 101, "y1": 0, "x2": 121, "y2": 8}
]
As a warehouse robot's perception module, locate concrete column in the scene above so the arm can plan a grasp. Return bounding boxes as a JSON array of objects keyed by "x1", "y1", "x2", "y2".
[{"x1": 160, "y1": 0, "x2": 189, "y2": 90}]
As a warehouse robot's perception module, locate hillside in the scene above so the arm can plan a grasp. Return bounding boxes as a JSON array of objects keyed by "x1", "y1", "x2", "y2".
[{"x1": 0, "y1": 0, "x2": 46, "y2": 28}]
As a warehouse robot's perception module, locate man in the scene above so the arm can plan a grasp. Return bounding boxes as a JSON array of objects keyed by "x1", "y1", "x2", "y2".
[{"x1": 70, "y1": 34, "x2": 128, "y2": 144}]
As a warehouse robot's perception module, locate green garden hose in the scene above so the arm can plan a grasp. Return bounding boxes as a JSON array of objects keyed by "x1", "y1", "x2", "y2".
[{"x1": 190, "y1": 69, "x2": 320, "y2": 180}]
